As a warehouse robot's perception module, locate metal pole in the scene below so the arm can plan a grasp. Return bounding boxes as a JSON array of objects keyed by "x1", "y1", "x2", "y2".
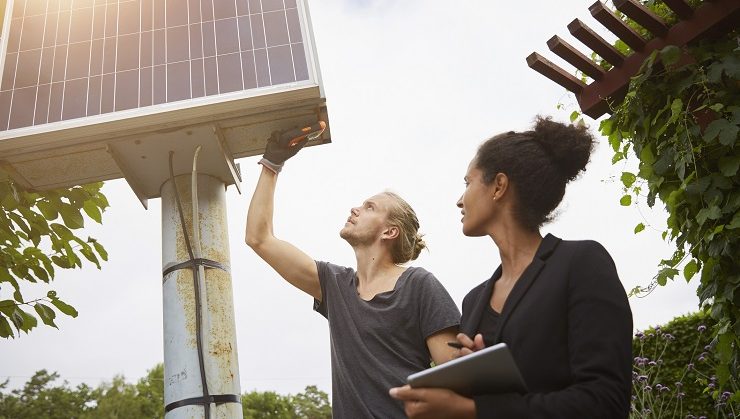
[{"x1": 161, "y1": 173, "x2": 242, "y2": 418}]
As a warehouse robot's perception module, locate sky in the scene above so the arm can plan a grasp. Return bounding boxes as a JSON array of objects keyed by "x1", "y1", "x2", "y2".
[{"x1": 1, "y1": 0, "x2": 703, "y2": 399}]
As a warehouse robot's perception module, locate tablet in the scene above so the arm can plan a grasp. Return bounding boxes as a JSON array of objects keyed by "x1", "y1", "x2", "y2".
[{"x1": 407, "y1": 343, "x2": 527, "y2": 396}]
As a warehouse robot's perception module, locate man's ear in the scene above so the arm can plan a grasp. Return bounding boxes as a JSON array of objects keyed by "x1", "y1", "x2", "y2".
[{"x1": 382, "y1": 226, "x2": 400, "y2": 240}]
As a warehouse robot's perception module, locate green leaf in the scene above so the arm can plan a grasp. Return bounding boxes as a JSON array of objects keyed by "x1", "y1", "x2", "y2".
[
  {"x1": 611, "y1": 152, "x2": 624, "y2": 164},
  {"x1": 82, "y1": 200, "x2": 102, "y2": 223},
  {"x1": 59, "y1": 204, "x2": 84, "y2": 229},
  {"x1": 718, "y1": 156, "x2": 740, "y2": 177},
  {"x1": 727, "y1": 212, "x2": 740, "y2": 230},
  {"x1": 92, "y1": 240, "x2": 108, "y2": 261},
  {"x1": 50, "y1": 222, "x2": 74, "y2": 240},
  {"x1": 34, "y1": 303, "x2": 57, "y2": 328},
  {"x1": 0, "y1": 315, "x2": 13, "y2": 338},
  {"x1": 569, "y1": 111, "x2": 580, "y2": 122},
  {"x1": 50, "y1": 298, "x2": 78, "y2": 318},
  {"x1": 634, "y1": 223, "x2": 645, "y2": 234},
  {"x1": 696, "y1": 205, "x2": 722, "y2": 226},
  {"x1": 703, "y1": 118, "x2": 739, "y2": 145},
  {"x1": 11, "y1": 308, "x2": 37, "y2": 333},
  {"x1": 683, "y1": 260, "x2": 698, "y2": 282},
  {"x1": 639, "y1": 145, "x2": 656, "y2": 165},
  {"x1": 659, "y1": 45, "x2": 680, "y2": 66},
  {"x1": 36, "y1": 200, "x2": 58, "y2": 220},
  {"x1": 620, "y1": 172, "x2": 637, "y2": 188},
  {"x1": 0, "y1": 300, "x2": 16, "y2": 317},
  {"x1": 668, "y1": 98, "x2": 683, "y2": 123},
  {"x1": 656, "y1": 267, "x2": 679, "y2": 286},
  {"x1": 619, "y1": 194, "x2": 632, "y2": 206}
]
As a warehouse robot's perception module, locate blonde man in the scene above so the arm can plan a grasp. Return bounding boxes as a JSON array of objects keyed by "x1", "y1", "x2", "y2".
[{"x1": 245, "y1": 135, "x2": 460, "y2": 418}]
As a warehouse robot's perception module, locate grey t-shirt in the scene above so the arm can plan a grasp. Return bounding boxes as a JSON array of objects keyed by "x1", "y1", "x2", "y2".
[{"x1": 314, "y1": 261, "x2": 461, "y2": 419}]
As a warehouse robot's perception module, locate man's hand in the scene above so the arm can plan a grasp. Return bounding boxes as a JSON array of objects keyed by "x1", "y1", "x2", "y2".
[
  {"x1": 259, "y1": 121, "x2": 326, "y2": 173},
  {"x1": 389, "y1": 385, "x2": 476, "y2": 419}
]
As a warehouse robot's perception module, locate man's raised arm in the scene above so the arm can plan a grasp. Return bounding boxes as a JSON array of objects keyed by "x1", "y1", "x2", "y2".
[{"x1": 245, "y1": 133, "x2": 321, "y2": 300}]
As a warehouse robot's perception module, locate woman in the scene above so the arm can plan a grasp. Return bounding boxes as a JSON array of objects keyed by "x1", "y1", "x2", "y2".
[{"x1": 390, "y1": 117, "x2": 633, "y2": 418}]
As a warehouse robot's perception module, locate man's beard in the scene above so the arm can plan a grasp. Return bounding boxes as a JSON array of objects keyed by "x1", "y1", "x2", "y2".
[{"x1": 339, "y1": 226, "x2": 373, "y2": 247}]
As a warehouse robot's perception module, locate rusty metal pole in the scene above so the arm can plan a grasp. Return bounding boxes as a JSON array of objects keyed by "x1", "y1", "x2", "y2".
[{"x1": 161, "y1": 173, "x2": 242, "y2": 418}]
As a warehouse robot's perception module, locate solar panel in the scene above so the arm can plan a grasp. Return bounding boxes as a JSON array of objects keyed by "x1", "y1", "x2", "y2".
[
  {"x1": 0, "y1": 0, "x2": 330, "y2": 204},
  {"x1": 0, "y1": 0, "x2": 310, "y2": 130}
]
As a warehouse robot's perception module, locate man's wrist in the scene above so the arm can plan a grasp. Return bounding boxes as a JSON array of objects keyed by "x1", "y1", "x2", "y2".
[{"x1": 258, "y1": 158, "x2": 283, "y2": 174}]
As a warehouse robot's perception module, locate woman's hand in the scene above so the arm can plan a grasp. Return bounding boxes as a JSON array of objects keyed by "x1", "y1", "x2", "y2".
[
  {"x1": 389, "y1": 385, "x2": 476, "y2": 419},
  {"x1": 454, "y1": 332, "x2": 486, "y2": 358}
]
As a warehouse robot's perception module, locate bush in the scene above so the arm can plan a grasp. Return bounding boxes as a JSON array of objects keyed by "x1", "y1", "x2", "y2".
[{"x1": 631, "y1": 312, "x2": 737, "y2": 418}]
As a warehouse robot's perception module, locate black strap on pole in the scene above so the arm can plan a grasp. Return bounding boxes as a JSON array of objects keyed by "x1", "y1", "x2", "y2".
[
  {"x1": 164, "y1": 394, "x2": 241, "y2": 413},
  {"x1": 162, "y1": 258, "x2": 230, "y2": 279}
]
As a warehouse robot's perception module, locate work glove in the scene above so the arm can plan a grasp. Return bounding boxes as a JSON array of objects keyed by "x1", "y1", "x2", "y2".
[{"x1": 259, "y1": 122, "x2": 326, "y2": 173}]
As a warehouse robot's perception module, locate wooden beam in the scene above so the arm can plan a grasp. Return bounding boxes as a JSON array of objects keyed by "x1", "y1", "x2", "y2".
[
  {"x1": 578, "y1": 0, "x2": 740, "y2": 118},
  {"x1": 614, "y1": 0, "x2": 670, "y2": 37},
  {"x1": 547, "y1": 35, "x2": 607, "y2": 80},
  {"x1": 590, "y1": 1, "x2": 647, "y2": 51},
  {"x1": 525, "y1": 52, "x2": 586, "y2": 94},
  {"x1": 568, "y1": 19, "x2": 625, "y2": 66},
  {"x1": 663, "y1": 0, "x2": 694, "y2": 19}
]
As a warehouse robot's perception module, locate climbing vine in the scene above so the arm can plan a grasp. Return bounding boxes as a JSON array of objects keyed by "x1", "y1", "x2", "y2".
[{"x1": 598, "y1": 26, "x2": 739, "y2": 387}]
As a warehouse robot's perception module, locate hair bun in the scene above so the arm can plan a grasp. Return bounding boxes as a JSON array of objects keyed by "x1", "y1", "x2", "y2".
[
  {"x1": 412, "y1": 233, "x2": 427, "y2": 260},
  {"x1": 532, "y1": 116, "x2": 594, "y2": 181}
]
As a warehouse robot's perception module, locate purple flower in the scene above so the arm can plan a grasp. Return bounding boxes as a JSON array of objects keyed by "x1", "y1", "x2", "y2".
[
  {"x1": 648, "y1": 361, "x2": 657, "y2": 366},
  {"x1": 678, "y1": 392, "x2": 686, "y2": 399},
  {"x1": 697, "y1": 325, "x2": 706, "y2": 332},
  {"x1": 635, "y1": 332, "x2": 644, "y2": 338},
  {"x1": 720, "y1": 391, "x2": 732, "y2": 401},
  {"x1": 687, "y1": 363, "x2": 694, "y2": 370},
  {"x1": 638, "y1": 375, "x2": 648, "y2": 382},
  {"x1": 663, "y1": 333, "x2": 675, "y2": 340},
  {"x1": 675, "y1": 381, "x2": 683, "y2": 388},
  {"x1": 698, "y1": 416, "x2": 707, "y2": 419},
  {"x1": 686, "y1": 414, "x2": 695, "y2": 418},
  {"x1": 698, "y1": 355, "x2": 705, "y2": 362},
  {"x1": 708, "y1": 383, "x2": 715, "y2": 389},
  {"x1": 704, "y1": 345, "x2": 711, "y2": 351},
  {"x1": 645, "y1": 385, "x2": 653, "y2": 391},
  {"x1": 660, "y1": 386, "x2": 670, "y2": 392}
]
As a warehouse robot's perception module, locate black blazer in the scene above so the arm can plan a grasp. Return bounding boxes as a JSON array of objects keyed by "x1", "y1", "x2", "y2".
[{"x1": 460, "y1": 234, "x2": 632, "y2": 419}]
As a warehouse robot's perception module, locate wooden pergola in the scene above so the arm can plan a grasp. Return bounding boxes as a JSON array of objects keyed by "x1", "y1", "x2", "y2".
[{"x1": 527, "y1": 0, "x2": 740, "y2": 119}]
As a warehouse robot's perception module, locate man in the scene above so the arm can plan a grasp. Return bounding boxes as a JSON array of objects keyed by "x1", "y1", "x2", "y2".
[{"x1": 245, "y1": 130, "x2": 460, "y2": 418}]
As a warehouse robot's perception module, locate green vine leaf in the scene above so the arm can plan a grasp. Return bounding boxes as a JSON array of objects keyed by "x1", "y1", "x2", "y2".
[
  {"x1": 728, "y1": 212, "x2": 740, "y2": 230},
  {"x1": 659, "y1": 45, "x2": 681, "y2": 67},
  {"x1": 703, "y1": 118, "x2": 738, "y2": 145},
  {"x1": 593, "y1": 25, "x2": 739, "y2": 385},
  {"x1": 621, "y1": 172, "x2": 637, "y2": 188},
  {"x1": 634, "y1": 223, "x2": 645, "y2": 234},
  {"x1": 683, "y1": 260, "x2": 699, "y2": 282},
  {"x1": 718, "y1": 156, "x2": 740, "y2": 177}
]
